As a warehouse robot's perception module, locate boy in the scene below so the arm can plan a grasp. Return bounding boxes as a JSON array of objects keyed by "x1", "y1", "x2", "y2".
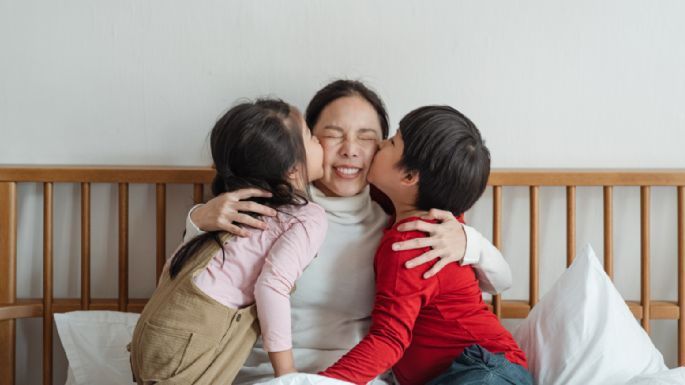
[{"x1": 320, "y1": 106, "x2": 532, "y2": 385}]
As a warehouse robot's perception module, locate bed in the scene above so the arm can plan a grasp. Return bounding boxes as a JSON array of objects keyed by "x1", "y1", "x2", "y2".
[{"x1": 1, "y1": 166, "x2": 684, "y2": 385}]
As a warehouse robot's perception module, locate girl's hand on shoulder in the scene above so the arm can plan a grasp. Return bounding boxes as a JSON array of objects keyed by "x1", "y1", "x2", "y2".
[
  {"x1": 191, "y1": 188, "x2": 277, "y2": 237},
  {"x1": 393, "y1": 208, "x2": 466, "y2": 279}
]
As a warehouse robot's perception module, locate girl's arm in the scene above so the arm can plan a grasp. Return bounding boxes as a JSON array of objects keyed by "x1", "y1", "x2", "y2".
[
  {"x1": 268, "y1": 350, "x2": 297, "y2": 377},
  {"x1": 183, "y1": 188, "x2": 277, "y2": 243},
  {"x1": 393, "y1": 208, "x2": 512, "y2": 294},
  {"x1": 253, "y1": 204, "x2": 328, "y2": 373}
]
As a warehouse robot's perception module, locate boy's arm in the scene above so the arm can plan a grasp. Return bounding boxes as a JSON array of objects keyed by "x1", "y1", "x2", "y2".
[
  {"x1": 319, "y1": 235, "x2": 438, "y2": 385},
  {"x1": 461, "y1": 225, "x2": 512, "y2": 294}
]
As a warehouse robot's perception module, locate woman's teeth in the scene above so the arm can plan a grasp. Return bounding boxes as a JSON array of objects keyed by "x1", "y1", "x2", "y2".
[{"x1": 335, "y1": 167, "x2": 361, "y2": 176}]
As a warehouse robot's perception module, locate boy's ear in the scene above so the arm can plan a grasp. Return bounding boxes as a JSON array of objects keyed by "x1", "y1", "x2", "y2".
[{"x1": 400, "y1": 170, "x2": 420, "y2": 187}]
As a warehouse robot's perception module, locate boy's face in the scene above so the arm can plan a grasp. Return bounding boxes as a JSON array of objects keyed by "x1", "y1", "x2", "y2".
[{"x1": 367, "y1": 130, "x2": 415, "y2": 201}]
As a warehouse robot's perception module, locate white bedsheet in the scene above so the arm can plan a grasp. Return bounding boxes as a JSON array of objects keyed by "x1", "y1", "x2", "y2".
[
  {"x1": 255, "y1": 373, "x2": 392, "y2": 385},
  {"x1": 55, "y1": 306, "x2": 676, "y2": 385}
]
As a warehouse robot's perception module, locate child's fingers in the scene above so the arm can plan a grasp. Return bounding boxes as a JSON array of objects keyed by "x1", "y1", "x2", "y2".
[
  {"x1": 405, "y1": 249, "x2": 442, "y2": 269},
  {"x1": 423, "y1": 258, "x2": 450, "y2": 279},
  {"x1": 392, "y1": 237, "x2": 436, "y2": 251},
  {"x1": 235, "y1": 201, "x2": 278, "y2": 217},
  {"x1": 396, "y1": 219, "x2": 438, "y2": 234}
]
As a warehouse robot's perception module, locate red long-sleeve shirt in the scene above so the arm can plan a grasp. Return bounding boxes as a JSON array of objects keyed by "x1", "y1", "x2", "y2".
[{"x1": 320, "y1": 217, "x2": 527, "y2": 385}]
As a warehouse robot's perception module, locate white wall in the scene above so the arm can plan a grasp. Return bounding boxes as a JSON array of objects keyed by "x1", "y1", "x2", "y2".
[{"x1": 2, "y1": 1, "x2": 684, "y2": 384}]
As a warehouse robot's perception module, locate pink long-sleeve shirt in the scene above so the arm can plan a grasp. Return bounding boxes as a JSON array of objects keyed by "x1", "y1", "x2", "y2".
[{"x1": 189, "y1": 202, "x2": 327, "y2": 352}]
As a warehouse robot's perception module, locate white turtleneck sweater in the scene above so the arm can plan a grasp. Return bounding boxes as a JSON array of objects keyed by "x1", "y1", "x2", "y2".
[{"x1": 184, "y1": 185, "x2": 511, "y2": 384}]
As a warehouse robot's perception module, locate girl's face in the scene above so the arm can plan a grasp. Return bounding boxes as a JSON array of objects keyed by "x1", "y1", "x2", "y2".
[
  {"x1": 311, "y1": 96, "x2": 383, "y2": 197},
  {"x1": 301, "y1": 117, "x2": 325, "y2": 183}
]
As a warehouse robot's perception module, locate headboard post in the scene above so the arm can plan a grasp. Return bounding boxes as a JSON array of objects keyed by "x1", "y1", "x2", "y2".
[
  {"x1": 678, "y1": 186, "x2": 684, "y2": 366},
  {"x1": 0, "y1": 182, "x2": 17, "y2": 385}
]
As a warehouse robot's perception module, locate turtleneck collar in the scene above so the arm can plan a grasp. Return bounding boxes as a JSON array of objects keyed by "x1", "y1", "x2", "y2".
[{"x1": 309, "y1": 184, "x2": 375, "y2": 225}]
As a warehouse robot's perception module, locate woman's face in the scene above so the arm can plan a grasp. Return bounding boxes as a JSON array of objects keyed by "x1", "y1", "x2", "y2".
[{"x1": 311, "y1": 96, "x2": 383, "y2": 197}]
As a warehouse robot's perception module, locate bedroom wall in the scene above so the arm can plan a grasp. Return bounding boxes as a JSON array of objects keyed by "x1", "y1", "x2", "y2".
[{"x1": 1, "y1": 1, "x2": 684, "y2": 383}]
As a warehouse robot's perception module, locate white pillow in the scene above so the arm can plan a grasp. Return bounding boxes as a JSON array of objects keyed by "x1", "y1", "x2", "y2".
[
  {"x1": 55, "y1": 311, "x2": 139, "y2": 385},
  {"x1": 513, "y1": 244, "x2": 667, "y2": 385}
]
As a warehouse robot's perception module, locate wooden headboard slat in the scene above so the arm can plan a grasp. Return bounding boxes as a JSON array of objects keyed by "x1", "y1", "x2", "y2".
[
  {"x1": 566, "y1": 186, "x2": 576, "y2": 267},
  {"x1": 0, "y1": 182, "x2": 16, "y2": 385},
  {"x1": 81, "y1": 183, "x2": 91, "y2": 310},
  {"x1": 603, "y1": 186, "x2": 614, "y2": 279},
  {"x1": 677, "y1": 186, "x2": 684, "y2": 364},
  {"x1": 42, "y1": 182, "x2": 54, "y2": 385},
  {"x1": 640, "y1": 187, "x2": 651, "y2": 333},
  {"x1": 492, "y1": 186, "x2": 503, "y2": 319}
]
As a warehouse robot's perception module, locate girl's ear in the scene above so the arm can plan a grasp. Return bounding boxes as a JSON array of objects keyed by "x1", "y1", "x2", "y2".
[
  {"x1": 287, "y1": 165, "x2": 300, "y2": 181},
  {"x1": 287, "y1": 165, "x2": 307, "y2": 191},
  {"x1": 400, "y1": 170, "x2": 419, "y2": 187}
]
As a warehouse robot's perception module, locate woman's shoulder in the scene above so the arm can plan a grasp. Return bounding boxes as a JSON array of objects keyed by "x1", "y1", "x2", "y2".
[
  {"x1": 282, "y1": 201, "x2": 326, "y2": 223},
  {"x1": 276, "y1": 203, "x2": 328, "y2": 251},
  {"x1": 265, "y1": 202, "x2": 328, "y2": 237}
]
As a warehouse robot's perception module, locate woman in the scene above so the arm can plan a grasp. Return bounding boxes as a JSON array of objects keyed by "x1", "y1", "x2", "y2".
[{"x1": 184, "y1": 80, "x2": 511, "y2": 384}]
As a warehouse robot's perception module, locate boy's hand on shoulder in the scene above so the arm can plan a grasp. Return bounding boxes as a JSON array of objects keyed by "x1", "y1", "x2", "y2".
[{"x1": 393, "y1": 208, "x2": 466, "y2": 279}]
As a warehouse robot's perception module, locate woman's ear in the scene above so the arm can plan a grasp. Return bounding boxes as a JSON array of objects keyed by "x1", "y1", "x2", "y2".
[{"x1": 400, "y1": 170, "x2": 419, "y2": 187}]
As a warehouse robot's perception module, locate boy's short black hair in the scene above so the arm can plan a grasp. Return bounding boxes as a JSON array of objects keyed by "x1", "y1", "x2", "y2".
[{"x1": 398, "y1": 105, "x2": 490, "y2": 216}]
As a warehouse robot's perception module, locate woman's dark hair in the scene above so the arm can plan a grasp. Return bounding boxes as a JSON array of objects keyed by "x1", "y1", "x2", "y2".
[
  {"x1": 169, "y1": 98, "x2": 309, "y2": 278},
  {"x1": 397, "y1": 105, "x2": 490, "y2": 217},
  {"x1": 305, "y1": 79, "x2": 390, "y2": 139}
]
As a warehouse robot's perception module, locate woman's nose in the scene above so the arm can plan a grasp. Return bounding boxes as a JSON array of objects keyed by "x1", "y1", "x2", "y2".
[{"x1": 339, "y1": 138, "x2": 361, "y2": 158}]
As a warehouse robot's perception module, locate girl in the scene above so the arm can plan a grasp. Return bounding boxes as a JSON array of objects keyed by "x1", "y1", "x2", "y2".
[{"x1": 129, "y1": 99, "x2": 327, "y2": 385}]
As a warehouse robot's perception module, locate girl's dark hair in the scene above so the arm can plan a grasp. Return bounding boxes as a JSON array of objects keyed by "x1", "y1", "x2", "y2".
[
  {"x1": 305, "y1": 79, "x2": 390, "y2": 139},
  {"x1": 398, "y1": 105, "x2": 491, "y2": 217},
  {"x1": 169, "y1": 98, "x2": 309, "y2": 278}
]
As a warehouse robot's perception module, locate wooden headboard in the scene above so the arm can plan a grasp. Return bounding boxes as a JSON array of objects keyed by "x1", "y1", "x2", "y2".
[{"x1": 0, "y1": 166, "x2": 684, "y2": 385}]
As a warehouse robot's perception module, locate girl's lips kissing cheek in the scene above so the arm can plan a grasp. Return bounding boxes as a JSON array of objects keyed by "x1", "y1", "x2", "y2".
[{"x1": 333, "y1": 166, "x2": 362, "y2": 179}]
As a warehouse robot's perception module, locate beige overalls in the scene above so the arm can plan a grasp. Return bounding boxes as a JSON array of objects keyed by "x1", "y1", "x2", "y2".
[{"x1": 129, "y1": 233, "x2": 260, "y2": 385}]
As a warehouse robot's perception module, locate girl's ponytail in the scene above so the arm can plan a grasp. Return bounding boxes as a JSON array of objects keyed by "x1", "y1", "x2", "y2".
[{"x1": 169, "y1": 232, "x2": 224, "y2": 279}]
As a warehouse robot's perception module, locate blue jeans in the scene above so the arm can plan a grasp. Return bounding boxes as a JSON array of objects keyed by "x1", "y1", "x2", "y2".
[{"x1": 426, "y1": 345, "x2": 533, "y2": 385}]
